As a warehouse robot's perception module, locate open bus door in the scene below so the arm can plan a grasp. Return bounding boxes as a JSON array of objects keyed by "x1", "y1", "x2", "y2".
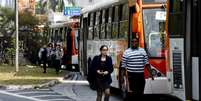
[
  {"x1": 66, "y1": 25, "x2": 79, "y2": 71},
  {"x1": 118, "y1": 0, "x2": 182, "y2": 100}
]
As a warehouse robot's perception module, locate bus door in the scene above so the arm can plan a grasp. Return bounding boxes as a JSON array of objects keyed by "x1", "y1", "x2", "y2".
[
  {"x1": 66, "y1": 27, "x2": 79, "y2": 71},
  {"x1": 141, "y1": 3, "x2": 171, "y2": 94}
]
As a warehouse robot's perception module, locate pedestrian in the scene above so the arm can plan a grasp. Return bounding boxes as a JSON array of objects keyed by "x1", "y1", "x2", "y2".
[
  {"x1": 87, "y1": 57, "x2": 96, "y2": 90},
  {"x1": 47, "y1": 43, "x2": 53, "y2": 68},
  {"x1": 53, "y1": 43, "x2": 63, "y2": 74},
  {"x1": 90, "y1": 45, "x2": 114, "y2": 101},
  {"x1": 121, "y1": 37, "x2": 154, "y2": 100},
  {"x1": 38, "y1": 45, "x2": 48, "y2": 73}
]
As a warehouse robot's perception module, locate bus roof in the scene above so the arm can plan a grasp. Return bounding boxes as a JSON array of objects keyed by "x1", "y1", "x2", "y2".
[{"x1": 81, "y1": 0, "x2": 127, "y2": 14}]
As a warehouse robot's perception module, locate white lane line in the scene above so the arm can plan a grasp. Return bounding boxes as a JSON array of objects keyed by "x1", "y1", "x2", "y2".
[
  {"x1": 16, "y1": 91, "x2": 55, "y2": 95},
  {"x1": 31, "y1": 94, "x2": 66, "y2": 98},
  {"x1": 47, "y1": 99, "x2": 72, "y2": 101},
  {"x1": 0, "y1": 90, "x2": 46, "y2": 101},
  {"x1": 59, "y1": 79, "x2": 89, "y2": 85},
  {"x1": 6, "y1": 89, "x2": 50, "y2": 92}
]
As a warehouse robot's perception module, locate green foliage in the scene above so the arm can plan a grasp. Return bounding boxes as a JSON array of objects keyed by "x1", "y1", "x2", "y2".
[
  {"x1": 4, "y1": 37, "x2": 15, "y2": 65},
  {"x1": 18, "y1": 11, "x2": 41, "y2": 64},
  {"x1": 0, "y1": 7, "x2": 15, "y2": 36},
  {"x1": 19, "y1": 12, "x2": 39, "y2": 27}
]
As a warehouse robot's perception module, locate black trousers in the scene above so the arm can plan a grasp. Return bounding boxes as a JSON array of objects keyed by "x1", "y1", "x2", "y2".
[
  {"x1": 124, "y1": 72, "x2": 145, "y2": 101},
  {"x1": 126, "y1": 73, "x2": 145, "y2": 100},
  {"x1": 53, "y1": 60, "x2": 61, "y2": 74},
  {"x1": 41, "y1": 59, "x2": 47, "y2": 73}
]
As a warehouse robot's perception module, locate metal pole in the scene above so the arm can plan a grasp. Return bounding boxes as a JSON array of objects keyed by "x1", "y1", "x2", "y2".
[
  {"x1": 15, "y1": 0, "x2": 19, "y2": 72},
  {"x1": 184, "y1": 0, "x2": 192, "y2": 100}
]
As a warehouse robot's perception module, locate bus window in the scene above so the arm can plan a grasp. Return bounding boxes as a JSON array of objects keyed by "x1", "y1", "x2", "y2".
[
  {"x1": 94, "y1": 25, "x2": 100, "y2": 39},
  {"x1": 112, "y1": 6, "x2": 119, "y2": 39},
  {"x1": 106, "y1": 8, "x2": 113, "y2": 39},
  {"x1": 64, "y1": 27, "x2": 67, "y2": 42},
  {"x1": 122, "y1": 4, "x2": 129, "y2": 21},
  {"x1": 55, "y1": 29, "x2": 59, "y2": 42},
  {"x1": 74, "y1": 30, "x2": 78, "y2": 50},
  {"x1": 94, "y1": 11, "x2": 101, "y2": 39},
  {"x1": 114, "y1": 6, "x2": 119, "y2": 22},
  {"x1": 108, "y1": 8, "x2": 113, "y2": 23},
  {"x1": 95, "y1": 11, "x2": 101, "y2": 25},
  {"x1": 119, "y1": 21, "x2": 128, "y2": 39},
  {"x1": 100, "y1": 10, "x2": 106, "y2": 39},
  {"x1": 102, "y1": 10, "x2": 105, "y2": 24},
  {"x1": 106, "y1": 23, "x2": 112, "y2": 39},
  {"x1": 88, "y1": 13, "x2": 94, "y2": 39},
  {"x1": 112, "y1": 22, "x2": 118, "y2": 39},
  {"x1": 79, "y1": 17, "x2": 83, "y2": 40},
  {"x1": 168, "y1": 0, "x2": 184, "y2": 37},
  {"x1": 119, "y1": 4, "x2": 129, "y2": 39},
  {"x1": 100, "y1": 24, "x2": 106, "y2": 39},
  {"x1": 59, "y1": 28, "x2": 63, "y2": 41},
  {"x1": 90, "y1": 13, "x2": 94, "y2": 26},
  {"x1": 143, "y1": 8, "x2": 166, "y2": 57},
  {"x1": 88, "y1": 27, "x2": 93, "y2": 40},
  {"x1": 88, "y1": 14, "x2": 91, "y2": 26}
]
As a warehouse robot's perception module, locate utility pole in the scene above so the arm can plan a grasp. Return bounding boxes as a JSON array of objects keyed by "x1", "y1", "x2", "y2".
[{"x1": 15, "y1": 0, "x2": 19, "y2": 72}]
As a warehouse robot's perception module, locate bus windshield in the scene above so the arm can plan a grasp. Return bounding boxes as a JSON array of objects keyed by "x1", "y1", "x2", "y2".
[{"x1": 143, "y1": 8, "x2": 166, "y2": 57}]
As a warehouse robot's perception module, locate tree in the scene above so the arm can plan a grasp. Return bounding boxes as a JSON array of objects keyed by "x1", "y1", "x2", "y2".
[
  {"x1": 0, "y1": 6, "x2": 15, "y2": 37},
  {"x1": 18, "y1": 11, "x2": 41, "y2": 64},
  {"x1": 0, "y1": 6, "x2": 15, "y2": 64},
  {"x1": 19, "y1": 11, "x2": 39, "y2": 28}
]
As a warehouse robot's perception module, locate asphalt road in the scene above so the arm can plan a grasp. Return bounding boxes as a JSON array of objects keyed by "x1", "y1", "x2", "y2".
[
  {"x1": 0, "y1": 90, "x2": 37, "y2": 101},
  {"x1": 0, "y1": 89, "x2": 74, "y2": 101}
]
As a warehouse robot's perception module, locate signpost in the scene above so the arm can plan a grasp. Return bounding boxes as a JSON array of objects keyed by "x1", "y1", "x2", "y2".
[{"x1": 64, "y1": 7, "x2": 80, "y2": 16}]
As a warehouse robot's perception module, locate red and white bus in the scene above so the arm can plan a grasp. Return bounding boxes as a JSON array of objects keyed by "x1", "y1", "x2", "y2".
[
  {"x1": 79, "y1": 0, "x2": 181, "y2": 99},
  {"x1": 48, "y1": 21, "x2": 79, "y2": 71}
]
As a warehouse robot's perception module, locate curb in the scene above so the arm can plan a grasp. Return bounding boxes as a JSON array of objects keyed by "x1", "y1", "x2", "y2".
[
  {"x1": 0, "y1": 79, "x2": 61, "y2": 90},
  {"x1": 0, "y1": 71, "x2": 80, "y2": 91}
]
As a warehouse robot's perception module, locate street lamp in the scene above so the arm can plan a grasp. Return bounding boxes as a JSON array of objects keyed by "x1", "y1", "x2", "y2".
[{"x1": 15, "y1": 0, "x2": 19, "y2": 72}]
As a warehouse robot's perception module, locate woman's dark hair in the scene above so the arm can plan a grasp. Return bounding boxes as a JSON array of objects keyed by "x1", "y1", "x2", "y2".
[
  {"x1": 100, "y1": 45, "x2": 108, "y2": 51},
  {"x1": 48, "y1": 43, "x2": 53, "y2": 47}
]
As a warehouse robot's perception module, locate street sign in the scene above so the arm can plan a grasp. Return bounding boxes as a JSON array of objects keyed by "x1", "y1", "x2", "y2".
[{"x1": 64, "y1": 7, "x2": 81, "y2": 16}]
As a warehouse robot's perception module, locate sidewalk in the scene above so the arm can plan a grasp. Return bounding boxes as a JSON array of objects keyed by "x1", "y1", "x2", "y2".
[
  {"x1": 0, "y1": 70, "x2": 75, "y2": 91},
  {"x1": 0, "y1": 79, "x2": 61, "y2": 90}
]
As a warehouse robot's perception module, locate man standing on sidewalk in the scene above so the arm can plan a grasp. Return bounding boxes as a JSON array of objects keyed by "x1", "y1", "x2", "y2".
[
  {"x1": 121, "y1": 37, "x2": 154, "y2": 100},
  {"x1": 39, "y1": 45, "x2": 48, "y2": 73}
]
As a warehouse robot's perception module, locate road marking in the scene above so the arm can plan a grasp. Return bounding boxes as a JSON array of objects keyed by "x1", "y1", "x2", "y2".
[
  {"x1": 16, "y1": 91, "x2": 55, "y2": 95},
  {"x1": 30, "y1": 94, "x2": 66, "y2": 98},
  {"x1": 48, "y1": 99, "x2": 73, "y2": 101},
  {"x1": 0, "y1": 90, "x2": 46, "y2": 101},
  {"x1": 59, "y1": 79, "x2": 89, "y2": 85}
]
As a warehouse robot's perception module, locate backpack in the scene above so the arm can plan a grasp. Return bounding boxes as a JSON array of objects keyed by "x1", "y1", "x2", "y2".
[
  {"x1": 41, "y1": 48, "x2": 47, "y2": 59},
  {"x1": 51, "y1": 50, "x2": 56, "y2": 60}
]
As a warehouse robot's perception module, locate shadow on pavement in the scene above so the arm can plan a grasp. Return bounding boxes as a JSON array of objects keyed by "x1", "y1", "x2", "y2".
[{"x1": 123, "y1": 94, "x2": 182, "y2": 101}]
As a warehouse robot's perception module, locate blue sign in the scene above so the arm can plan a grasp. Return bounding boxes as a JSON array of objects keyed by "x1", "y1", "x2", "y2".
[{"x1": 64, "y1": 7, "x2": 80, "y2": 16}]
